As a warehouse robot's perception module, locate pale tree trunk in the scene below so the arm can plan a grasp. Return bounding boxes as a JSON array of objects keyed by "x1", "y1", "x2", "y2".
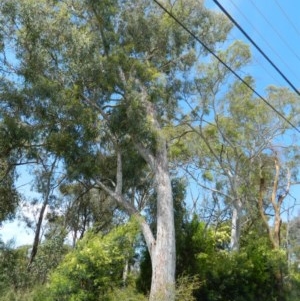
[
  {"x1": 191, "y1": 121, "x2": 244, "y2": 252},
  {"x1": 149, "y1": 147, "x2": 176, "y2": 301},
  {"x1": 130, "y1": 84, "x2": 176, "y2": 300},
  {"x1": 134, "y1": 139, "x2": 175, "y2": 300},
  {"x1": 96, "y1": 144, "x2": 176, "y2": 301},
  {"x1": 122, "y1": 259, "x2": 129, "y2": 286},
  {"x1": 230, "y1": 198, "x2": 242, "y2": 251},
  {"x1": 91, "y1": 73, "x2": 176, "y2": 300},
  {"x1": 258, "y1": 156, "x2": 290, "y2": 249}
]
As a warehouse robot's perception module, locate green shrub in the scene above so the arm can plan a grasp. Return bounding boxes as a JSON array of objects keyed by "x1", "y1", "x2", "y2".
[
  {"x1": 45, "y1": 220, "x2": 140, "y2": 301},
  {"x1": 105, "y1": 286, "x2": 148, "y2": 301}
]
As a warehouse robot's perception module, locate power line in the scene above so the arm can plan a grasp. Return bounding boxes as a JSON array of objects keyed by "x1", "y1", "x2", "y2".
[
  {"x1": 227, "y1": 0, "x2": 300, "y2": 84},
  {"x1": 248, "y1": 0, "x2": 300, "y2": 64},
  {"x1": 273, "y1": 0, "x2": 300, "y2": 38},
  {"x1": 227, "y1": 31, "x2": 283, "y2": 88},
  {"x1": 152, "y1": 0, "x2": 300, "y2": 134},
  {"x1": 212, "y1": 0, "x2": 300, "y2": 98},
  {"x1": 229, "y1": 0, "x2": 300, "y2": 84}
]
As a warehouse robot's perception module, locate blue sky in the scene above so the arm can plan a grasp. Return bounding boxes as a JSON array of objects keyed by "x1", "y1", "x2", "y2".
[
  {"x1": 1, "y1": 0, "x2": 300, "y2": 246},
  {"x1": 208, "y1": 0, "x2": 300, "y2": 95},
  {"x1": 208, "y1": 0, "x2": 300, "y2": 215},
  {"x1": 1, "y1": 166, "x2": 41, "y2": 246}
]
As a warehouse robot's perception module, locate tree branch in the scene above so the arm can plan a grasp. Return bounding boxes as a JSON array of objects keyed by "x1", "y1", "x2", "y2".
[
  {"x1": 95, "y1": 179, "x2": 156, "y2": 258},
  {"x1": 115, "y1": 149, "x2": 122, "y2": 195}
]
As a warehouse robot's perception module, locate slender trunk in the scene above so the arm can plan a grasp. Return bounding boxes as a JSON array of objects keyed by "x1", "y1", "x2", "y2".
[
  {"x1": 230, "y1": 198, "x2": 242, "y2": 251},
  {"x1": 27, "y1": 200, "x2": 48, "y2": 268},
  {"x1": 79, "y1": 207, "x2": 89, "y2": 240},
  {"x1": 122, "y1": 259, "x2": 129, "y2": 286},
  {"x1": 72, "y1": 230, "x2": 78, "y2": 248},
  {"x1": 27, "y1": 156, "x2": 57, "y2": 269},
  {"x1": 273, "y1": 210, "x2": 281, "y2": 249}
]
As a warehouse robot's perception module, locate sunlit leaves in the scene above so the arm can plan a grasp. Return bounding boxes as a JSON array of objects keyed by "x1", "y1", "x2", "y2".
[{"x1": 47, "y1": 220, "x2": 139, "y2": 301}]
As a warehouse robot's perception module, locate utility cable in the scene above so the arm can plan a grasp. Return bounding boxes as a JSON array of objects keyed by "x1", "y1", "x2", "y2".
[
  {"x1": 227, "y1": 0, "x2": 300, "y2": 84},
  {"x1": 274, "y1": 0, "x2": 300, "y2": 38},
  {"x1": 226, "y1": 31, "x2": 281, "y2": 87},
  {"x1": 212, "y1": 0, "x2": 300, "y2": 98},
  {"x1": 227, "y1": 31, "x2": 283, "y2": 87},
  {"x1": 152, "y1": 0, "x2": 300, "y2": 134},
  {"x1": 248, "y1": 0, "x2": 300, "y2": 64}
]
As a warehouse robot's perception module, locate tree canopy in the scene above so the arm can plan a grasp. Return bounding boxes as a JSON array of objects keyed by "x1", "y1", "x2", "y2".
[{"x1": 0, "y1": 1, "x2": 299, "y2": 301}]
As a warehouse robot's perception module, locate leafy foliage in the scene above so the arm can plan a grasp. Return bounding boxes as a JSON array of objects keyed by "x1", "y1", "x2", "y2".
[
  {"x1": 44, "y1": 220, "x2": 139, "y2": 301},
  {"x1": 0, "y1": 241, "x2": 31, "y2": 293},
  {"x1": 0, "y1": 0, "x2": 299, "y2": 300},
  {"x1": 137, "y1": 213, "x2": 296, "y2": 301}
]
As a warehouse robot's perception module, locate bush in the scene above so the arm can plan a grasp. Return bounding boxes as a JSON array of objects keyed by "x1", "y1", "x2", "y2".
[
  {"x1": 286, "y1": 266, "x2": 300, "y2": 301},
  {"x1": 45, "y1": 220, "x2": 140, "y2": 301},
  {"x1": 105, "y1": 286, "x2": 148, "y2": 301}
]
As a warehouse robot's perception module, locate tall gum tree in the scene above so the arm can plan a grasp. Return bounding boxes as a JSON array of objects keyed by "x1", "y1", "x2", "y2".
[
  {"x1": 0, "y1": 0, "x2": 232, "y2": 299},
  {"x1": 180, "y1": 71, "x2": 299, "y2": 300},
  {"x1": 180, "y1": 45, "x2": 300, "y2": 251},
  {"x1": 180, "y1": 42, "x2": 254, "y2": 250}
]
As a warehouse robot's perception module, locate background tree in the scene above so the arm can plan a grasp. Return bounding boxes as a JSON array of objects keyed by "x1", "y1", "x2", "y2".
[
  {"x1": 58, "y1": 183, "x2": 118, "y2": 247},
  {"x1": 180, "y1": 48, "x2": 300, "y2": 251}
]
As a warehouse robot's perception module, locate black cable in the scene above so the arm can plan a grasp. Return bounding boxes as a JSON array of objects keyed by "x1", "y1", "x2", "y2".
[
  {"x1": 152, "y1": 0, "x2": 300, "y2": 134},
  {"x1": 213, "y1": 0, "x2": 300, "y2": 98}
]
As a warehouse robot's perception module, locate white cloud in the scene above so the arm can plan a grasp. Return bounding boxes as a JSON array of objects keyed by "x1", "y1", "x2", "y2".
[{"x1": 1, "y1": 220, "x2": 33, "y2": 247}]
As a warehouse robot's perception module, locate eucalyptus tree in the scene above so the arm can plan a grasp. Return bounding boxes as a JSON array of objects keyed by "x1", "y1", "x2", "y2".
[
  {"x1": 180, "y1": 42, "x2": 253, "y2": 250},
  {"x1": 0, "y1": 0, "x2": 233, "y2": 299},
  {"x1": 176, "y1": 50, "x2": 300, "y2": 301},
  {"x1": 181, "y1": 42, "x2": 300, "y2": 251}
]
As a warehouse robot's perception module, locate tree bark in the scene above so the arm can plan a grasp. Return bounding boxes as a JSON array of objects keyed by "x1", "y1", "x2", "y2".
[
  {"x1": 149, "y1": 147, "x2": 176, "y2": 301},
  {"x1": 98, "y1": 168, "x2": 175, "y2": 300}
]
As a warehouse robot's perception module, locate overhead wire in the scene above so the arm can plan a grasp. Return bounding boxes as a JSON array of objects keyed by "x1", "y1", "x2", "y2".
[
  {"x1": 226, "y1": 29, "x2": 284, "y2": 87},
  {"x1": 152, "y1": 0, "x2": 300, "y2": 134},
  {"x1": 212, "y1": 0, "x2": 300, "y2": 98},
  {"x1": 248, "y1": 0, "x2": 300, "y2": 64},
  {"x1": 273, "y1": 0, "x2": 300, "y2": 38},
  {"x1": 251, "y1": 55, "x2": 285, "y2": 87},
  {"x1": 223, "y1": 12, "x2": 287, "y2": 88},
  {"x1": 226, "y1": 0, "x2": 300, "y2": 84},
  {"x1": 227, "y1": 31, "x2": 285, "y2": 88}
]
